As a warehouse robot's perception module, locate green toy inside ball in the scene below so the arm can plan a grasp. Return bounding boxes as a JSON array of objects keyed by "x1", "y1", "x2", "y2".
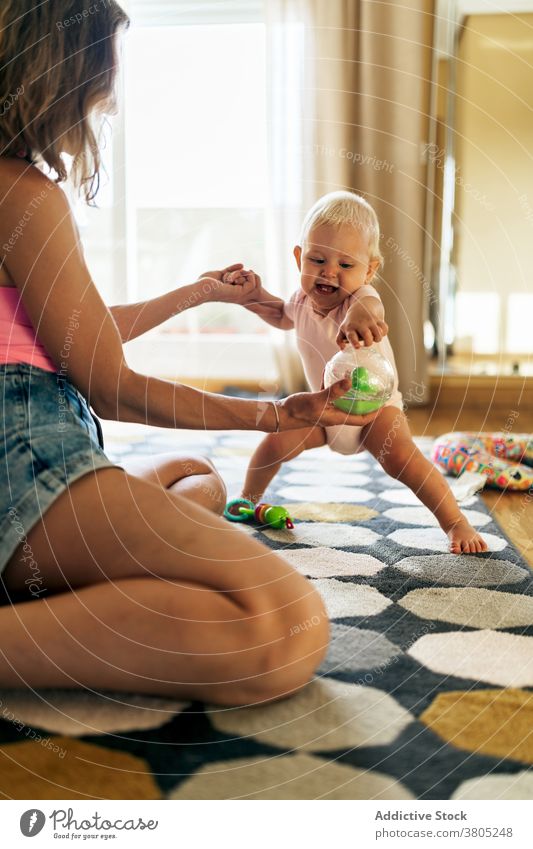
[
  {"x1": 333, "y1": 366, "x2": 386, "y2": 414},
  {"x1": 324, "y1": 347, "x2": 395, "y2": 415}
]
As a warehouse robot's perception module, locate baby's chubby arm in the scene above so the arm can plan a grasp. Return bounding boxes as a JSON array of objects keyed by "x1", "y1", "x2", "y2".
[
  {"x1": 336, "y1": 293, "x2": 388, "y2": 349},
  {"x1": 218, "y1": 269, "x2": 294, "y2": 330}
]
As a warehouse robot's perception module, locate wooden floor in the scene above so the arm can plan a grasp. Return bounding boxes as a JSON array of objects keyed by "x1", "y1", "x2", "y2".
[
  {"x1": 481, "y1": 490, "x2": 533, "y2": 568},
  {"x1": 407, "y1": 406, "x2": 533, "y2": 569},
  {"x1": 406, "y1": 403, "x2": 533, "y2": 437}
]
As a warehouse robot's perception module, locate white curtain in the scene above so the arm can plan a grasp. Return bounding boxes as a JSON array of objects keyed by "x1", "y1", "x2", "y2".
[{"x1": 264, "y1": 0, "x2": 313, "y2": 392}]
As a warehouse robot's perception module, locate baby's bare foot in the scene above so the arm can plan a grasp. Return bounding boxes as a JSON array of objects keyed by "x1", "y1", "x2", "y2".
[{"x1": 446, "y1": 518, "x2": 488, "y2": 554}]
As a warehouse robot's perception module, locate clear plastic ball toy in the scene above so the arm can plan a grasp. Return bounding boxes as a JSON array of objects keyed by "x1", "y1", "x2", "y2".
[{"x1": 324, "y1": 346, "x2": 395, "y2": 414}]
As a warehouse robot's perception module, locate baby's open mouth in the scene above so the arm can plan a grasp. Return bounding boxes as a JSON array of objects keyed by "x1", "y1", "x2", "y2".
[{"x1": 315, "y1": 282, "x2": 338, "y2": 295}]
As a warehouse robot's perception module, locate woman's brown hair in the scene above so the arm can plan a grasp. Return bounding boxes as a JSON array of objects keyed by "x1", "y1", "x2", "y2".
[{"x1": 0, "y1": 1, "x2": 129, "y2": 202}]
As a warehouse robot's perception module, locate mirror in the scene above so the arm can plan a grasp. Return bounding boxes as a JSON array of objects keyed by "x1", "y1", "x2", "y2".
[{"x1": 429, "y1": 2, "x2": 533, "y2": 376}]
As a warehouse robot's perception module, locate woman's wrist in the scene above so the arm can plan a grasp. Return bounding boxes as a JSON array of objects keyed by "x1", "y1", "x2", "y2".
[
  {"x1": 270, "y1": 400, "x2": 281, "y2": 432},
  {"x1": 255, "y1": 399, "x2": 282, "y2": 432},
  {"x1": 187, "y1": 278, "x2": 214, "y2": 306},
  {"x1": 274, "y1": 397, "x2": 299, "y2": 431},
  {"x1": 167, "y1": 281, "x2": 208, "y2": 317}
]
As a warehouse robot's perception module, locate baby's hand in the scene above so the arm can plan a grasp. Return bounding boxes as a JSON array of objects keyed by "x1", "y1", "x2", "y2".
[
  {"x1": 222, "y1": 269, "x2": 261, "y2": 305},
  {"x1": 336, "y1": 312, "x2": 388, "y2": 349},
  {"x1": 222, "y1": 269, "x2": 251, "y2": 286}
]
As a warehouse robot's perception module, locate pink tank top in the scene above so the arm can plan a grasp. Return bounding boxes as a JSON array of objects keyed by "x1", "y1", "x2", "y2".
[{"x1": 0, "y1": 287, "x2": 56, "y2": 372}]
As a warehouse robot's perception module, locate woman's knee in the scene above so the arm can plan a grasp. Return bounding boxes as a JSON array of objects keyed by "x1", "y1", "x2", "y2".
[
  {"x1": 220, "y1": 582, "x2": 329, "y2": 706},
  {"x1": 203, "y1": 458, "x2": 226, "y2": 514},
  {"x1": 272, "y1": 582, "x2": 329, "y2": 692},
  {"x1": 169, "y1": 454, "x2": 219, "y2": 481},
  {"x1": 192, "y1": 455, "x2": 227, "y2": 500},
  {"x1": 163, "y1": 454, "x2": 227, "y2": 513},
  {"x1": 133, "y1": 453, "x2": 222, "y2": 486}
]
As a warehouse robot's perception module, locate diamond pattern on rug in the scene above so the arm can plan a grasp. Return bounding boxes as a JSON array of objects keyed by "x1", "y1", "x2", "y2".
[
  {"x1": 421, "y1": 689, "x2": 533, "y2": 763},
  {"x1": 170, "y1": 753, "x2": 414, "y2": 800},
  {"x1": 207, "y1": 678, "x2": 413, "y2": 751},
  {"x1": 1, "y1": 428, "x2": 532, "y2": 800},
  {"x1": 452, "y1": 770, "x2": 533, "y2": 800},
  {"x1": 280, "y1": 547, "x2": 385, "y2": 578}
]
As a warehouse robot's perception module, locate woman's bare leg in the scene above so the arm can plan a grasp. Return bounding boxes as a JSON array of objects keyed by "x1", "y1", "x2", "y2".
[
  {"x1": 0, "y1": 576, "x2": 323, "y2": 704},
  {"x1": 124, "y1": 452, "x2": 226, "y2": 514},
  {"x1": 0, "y1": 468, "x2": 329, "y2": 704},
  {"x1": 242, "y1": 426, "x2": 326, "y2": 503}
]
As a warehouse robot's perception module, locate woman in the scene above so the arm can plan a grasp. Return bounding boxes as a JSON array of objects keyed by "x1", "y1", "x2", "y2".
[{"x1": 0, "y1": 1, "x2": 376, "y2": 706}]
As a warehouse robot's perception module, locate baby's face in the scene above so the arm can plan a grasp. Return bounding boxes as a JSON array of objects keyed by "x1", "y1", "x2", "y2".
[{"x1": 294, "y1": 223, "x2": 379, "y2": 314}]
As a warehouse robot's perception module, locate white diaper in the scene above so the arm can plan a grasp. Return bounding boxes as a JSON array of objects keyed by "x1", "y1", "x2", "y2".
[{"x1": 325, "y1": 393, "x2": 404, "y2": 455}]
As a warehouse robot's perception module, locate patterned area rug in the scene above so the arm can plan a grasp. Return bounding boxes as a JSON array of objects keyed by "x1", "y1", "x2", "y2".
[{"x1": 1, "y1": 423, "x2": 532, "y2": 801}]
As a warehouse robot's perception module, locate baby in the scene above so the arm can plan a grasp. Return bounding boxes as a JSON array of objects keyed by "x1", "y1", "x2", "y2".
[{"x1": 223, "y1": 191, "x2": 487, "y2": 554}]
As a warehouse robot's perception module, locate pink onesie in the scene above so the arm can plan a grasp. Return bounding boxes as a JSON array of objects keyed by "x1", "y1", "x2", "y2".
[{"x1": 284, "y1": 284, "x2": 403, "y2": 454}]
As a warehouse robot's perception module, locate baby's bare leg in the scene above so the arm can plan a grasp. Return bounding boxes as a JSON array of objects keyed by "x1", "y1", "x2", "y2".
[
  {"x1": 361, "y1": 408, "x2": 488, "y2": 554},
  {"x1": 242, "y1": 426, "x2": 326, "y2": 503}
]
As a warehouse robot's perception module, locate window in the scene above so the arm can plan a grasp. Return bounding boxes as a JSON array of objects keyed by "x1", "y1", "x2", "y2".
[
  {"x1": 125, "y1": 21, "x2": 269, "y2": 338},
  {"x1": 455, "y1": 292, "x2": 500, "y2": 355},
  {"x1": 506, "y1": 294, "x2": 533, "y2": 354}
]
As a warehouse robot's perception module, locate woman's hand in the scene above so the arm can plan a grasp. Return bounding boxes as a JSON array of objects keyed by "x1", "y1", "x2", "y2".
[{"x1": 278, "y1": 378, "x2": 380, "y2": 430}]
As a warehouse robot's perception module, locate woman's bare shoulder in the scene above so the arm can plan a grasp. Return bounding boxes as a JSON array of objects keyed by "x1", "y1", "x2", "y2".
[
  {"x1": 0, "y1": 159, "x2": 60, "y2": 211},
  {"x1": 0, "y1": 156, "x2": 49, "y2": 187},
  {"x1": 0, "y1": 159, "x2": 68, "y2": 239}
]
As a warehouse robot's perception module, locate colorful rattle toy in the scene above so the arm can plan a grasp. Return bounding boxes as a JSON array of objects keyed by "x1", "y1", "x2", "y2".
[
  {"x1": 324, "y1": 345, "x2": 395, "y2": 415},
  {"x1": 224, "y1": 498, "x2": 294, "y2": 529}
]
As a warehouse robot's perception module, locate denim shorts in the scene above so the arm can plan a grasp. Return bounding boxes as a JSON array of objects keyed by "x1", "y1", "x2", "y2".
[{"x1": 0, "y1": 364, "x2": 117, "y2": 573}]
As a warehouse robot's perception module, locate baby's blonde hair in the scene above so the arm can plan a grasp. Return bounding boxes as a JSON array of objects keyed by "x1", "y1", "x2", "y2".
[{"x1": 300, "y1": 190, "x2": 383, "y2": 266}]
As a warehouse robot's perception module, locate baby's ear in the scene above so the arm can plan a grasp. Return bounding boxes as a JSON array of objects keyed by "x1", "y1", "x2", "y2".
[
  {"x1": 293, "y1": 245, "x2": 302, "y2": 270},
  {"x1": 366, "y1": 259, "x2": 380, "y2": 282}
]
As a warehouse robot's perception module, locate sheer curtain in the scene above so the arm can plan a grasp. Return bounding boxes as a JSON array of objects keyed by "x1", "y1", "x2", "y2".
[{"x1": 264, "y1": 0, "x2": 312, "y2": 392}]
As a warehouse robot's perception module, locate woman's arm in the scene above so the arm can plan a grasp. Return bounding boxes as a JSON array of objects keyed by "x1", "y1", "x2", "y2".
[
  {"x1": 110, "y1": 369, "x2": 372, "y2": 432},
  {"x1": 1, "y1": 169, "x2": 377, "y2": 431},
  {"x1": 109, "y1": 264, "x2": 246, "y2": 342}
]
